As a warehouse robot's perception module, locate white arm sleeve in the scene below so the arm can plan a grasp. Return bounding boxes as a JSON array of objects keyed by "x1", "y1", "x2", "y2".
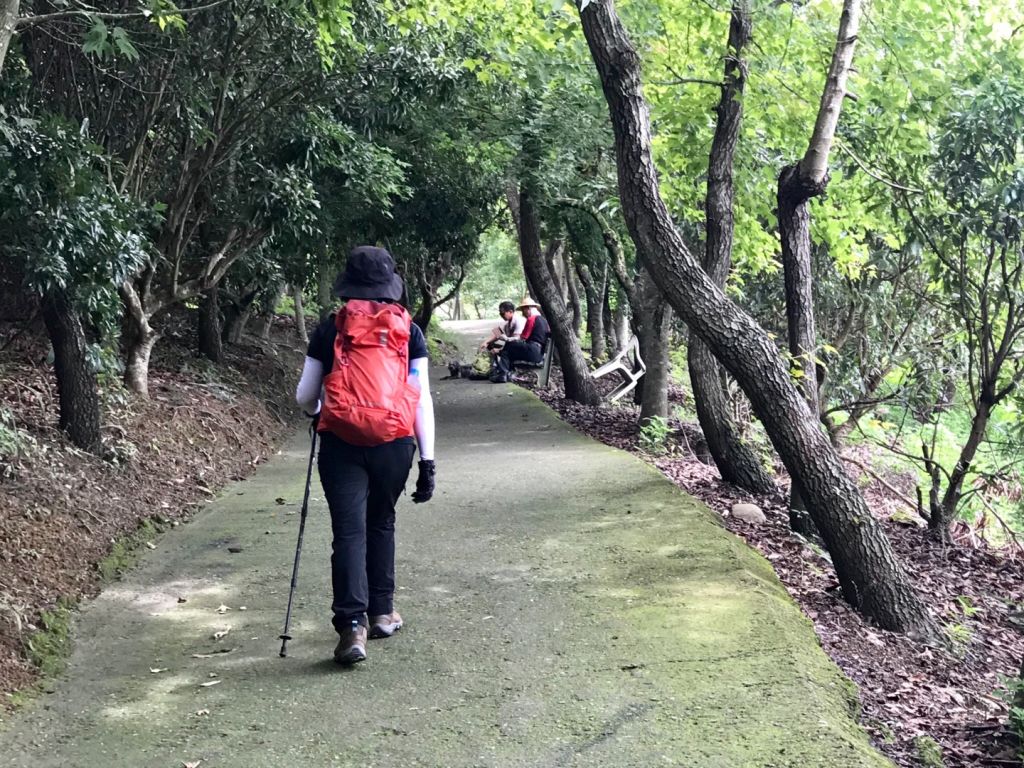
[
  {"x1": 409, "y1": 357, "x2": 435, "y2": 460},
  {"x1": 295, "y1": 356, "x2": 324, "y2": 414}
]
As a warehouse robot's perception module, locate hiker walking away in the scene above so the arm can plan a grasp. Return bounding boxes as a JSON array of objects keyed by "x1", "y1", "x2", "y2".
[
  {"x1": 295, "y1": 246, "x2": 436, "y2": 665},
  {"x1": 478, "y1": 300, "x2": 525, "y2": 357},
  {"x1": 490, "y1": 297, "x2": 550, "y2": 383}
]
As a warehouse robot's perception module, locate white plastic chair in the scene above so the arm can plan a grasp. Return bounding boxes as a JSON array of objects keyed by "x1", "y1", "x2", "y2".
[{"x1": 590, "y1": 336, "x2": 646, "y2": 403}]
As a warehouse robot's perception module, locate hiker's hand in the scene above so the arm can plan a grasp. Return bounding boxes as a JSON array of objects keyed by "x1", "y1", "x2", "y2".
[{"x1": 411, "y1": 460, "x2": 435, "y2": 503}]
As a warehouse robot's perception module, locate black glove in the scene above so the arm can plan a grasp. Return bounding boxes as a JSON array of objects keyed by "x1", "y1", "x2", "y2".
[{"x1": 411, "y1": 460, "x2": 435, "y2": 503}]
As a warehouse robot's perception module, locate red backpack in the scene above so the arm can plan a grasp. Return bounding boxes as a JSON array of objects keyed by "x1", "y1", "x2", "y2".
[{"x1": 317, "y1": 300, "x2": 421, "y2": 446}]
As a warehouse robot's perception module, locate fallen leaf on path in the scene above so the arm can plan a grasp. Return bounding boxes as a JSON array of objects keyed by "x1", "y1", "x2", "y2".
[
  {"x1": 182, "y1": 761, "x2": 202, "y2": 768},
  {"x1": 213, "y1": 628, "x2": 230, "y2": 640},
  {"x1": 145, "y1": 542, "x2": 156, "y2": 550},
  {"x1": 194, "y1": 709, "x2": 210, "y2": 717},
  {"x1": 275, "y1": 497, "x2": 286, "y2": 505},
  {"x1": 238, "y1": 606, "x2": 247, "y2": 611},
  {"x1": 199, "y1": 679, "x2": 221, "y2": 688},
  {"x1": 177, "y1": 597, "x2": 187, "y2": 604},
  {"x1": 149, "y1": 667, "x2": 168, "y2": 674},
  {"x1": 216, "y1": 604, "x2": 230, "y2": 614}
]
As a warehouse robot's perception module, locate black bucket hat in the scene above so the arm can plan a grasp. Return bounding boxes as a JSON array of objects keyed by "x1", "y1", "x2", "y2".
[{"x1": 333, "y1": 246, "x2": 404, "y2": 301}]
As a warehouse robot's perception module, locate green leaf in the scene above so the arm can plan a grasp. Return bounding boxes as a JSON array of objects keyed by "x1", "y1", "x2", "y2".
[
  {"x1": 111, "y1": 28, "x2": 140, "y2": 62},
  {"x1": 82, "y1": 19, "x2": 110, "y2": 58}
]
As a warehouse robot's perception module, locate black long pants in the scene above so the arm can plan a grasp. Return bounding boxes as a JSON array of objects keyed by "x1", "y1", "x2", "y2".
[
  {"x1": 317, "y1": 433, "x2": 416, "y2": 633},
  {"x1": 497, "y1": 340, "x2": 543, "y2": 374}
]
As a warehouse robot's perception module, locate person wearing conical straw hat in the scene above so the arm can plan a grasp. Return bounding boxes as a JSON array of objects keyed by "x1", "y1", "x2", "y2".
[{"x1": 490, "y1": 295, "x2": 550, "y2": 383}]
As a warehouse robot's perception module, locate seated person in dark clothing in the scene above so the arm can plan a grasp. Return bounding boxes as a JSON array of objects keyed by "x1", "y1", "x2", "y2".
[{"x1": 490, "y1": 296, "x2": 550, "y2": 383}]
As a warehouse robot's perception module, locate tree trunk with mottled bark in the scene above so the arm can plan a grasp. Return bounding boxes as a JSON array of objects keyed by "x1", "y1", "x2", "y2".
[
  {"x1": 564, "y1": 250, "x2": 583, "y2": 337},
  {"x1": 0, "y1": 0, "x2": 18, "y2": 78},
  {"x1": 41, "y1": 288, "x2": 102, "y2": 453},
  {"x1": 687, "y1": 0, "x2": 776, "y2": 495},
  {"x1": 578, "y1": 0, "x2": 935, "y2": 638},
  {"x1": 634, "y1": 268, "x2": 672, "y2": 424},
  {"x1": 318, "y1": 251, "x2": 334, "y2": 321},
  {"x1": 576, "y1": 262, "x2": 606, "y2": 361},
  {"x1": 778, "y1": 0, "x2": 861, "y2": 535},
  {"x1": 197, "y1": 286, "x2": 224, "y2": 363},
  {"x1": 255, "y1": 282, "x2": 285, "y2": 342},
  {"x1": 602, "y1": 281, "x2": 615, "y2": 354},
  {"x1": 292, "y1": 285, "x2": 309, "y2": 344}
]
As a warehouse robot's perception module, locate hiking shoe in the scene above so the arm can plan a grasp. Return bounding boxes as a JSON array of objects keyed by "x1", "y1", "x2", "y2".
[
  {"x1": 489, "y1": 372, "x2": 510, "y2": 383},
  {"x1": 334, "y1": 621, "x2": 367, "y2": 665},
  {"x1": 369, "y1": 611, "x2": 403, "y2": 639}
]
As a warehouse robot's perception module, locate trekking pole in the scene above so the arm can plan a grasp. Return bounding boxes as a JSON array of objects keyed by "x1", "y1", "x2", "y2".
[{"x1": 279, "y1": 422, "x2": 319, "y2": 658}]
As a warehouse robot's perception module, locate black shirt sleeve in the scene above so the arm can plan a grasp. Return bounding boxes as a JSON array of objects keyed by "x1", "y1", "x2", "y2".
[{"x1": 408, "y1": 322, "x2": 429, "y2": 360}]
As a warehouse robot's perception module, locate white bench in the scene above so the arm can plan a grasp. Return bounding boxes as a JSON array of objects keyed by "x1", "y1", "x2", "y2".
[{"x1": 591, "y1": 336, "x2": 645, "y2": 403}]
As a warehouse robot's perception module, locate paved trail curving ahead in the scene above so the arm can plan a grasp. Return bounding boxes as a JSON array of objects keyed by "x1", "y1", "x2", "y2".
[{"x1": 1, "y1": 321, "x2": 892, "y2": 767}]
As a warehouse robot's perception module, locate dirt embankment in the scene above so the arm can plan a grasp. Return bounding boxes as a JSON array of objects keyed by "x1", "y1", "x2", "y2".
[{"x1": 0, "y1": 311, "x2": 305, "y2": 700}]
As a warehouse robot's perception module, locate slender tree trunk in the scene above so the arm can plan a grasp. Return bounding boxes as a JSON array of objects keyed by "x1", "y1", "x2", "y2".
[
  {"x1": 224, "y1": 306, "x2": 251, "y2": 345},
  {"x1": 777, "y1": 0, "x2": 862, "y2": 535},
  {"x1": 318, "y1": 251, "x2": 334, "y2": 322},
  {"x1": 0, "y1": 0, "x2": 18, "y2": 78},
  {"x1": 578, "y1": 0, "x2": 936, "y2": 638},
  {"x1": 41, "y1": 289, "x2": 102, "y2": 453},
  {"x1": 634, "y1": 268, "x2": 672, "y2": 424},
  {"x1": 612, "y1": 296, "x2": 630, "y2": 352},
  {"x1": 687, "y1": 0, "x2": 776, "y2": 495},
  {"x1": 293, "y1": 285, "x2": 309, "y2": 344},
  {"x1": 602, "y1": 279, "x2": 615, "y2": 354},
  {"x1": 517, "y1": 184, "x2": 599, "y2": 405},
  {"x1": 935, "y1": 392, "x2": 993, "y2": 534},
  {"x1": 576, "y1": 263, "x2": 606, "y2": 360},
  {"x1": 119, "y1": 283, "x2": 160, "y2": 398},
  {"x1": 564, "y1": 251, "x2": 583, "y2": 337},
  {"x1": 197, "y1": 286, "x2": 224, "y2": 363},
  {"x1": 255, "y1": 282, "x2": 285, "y2": 342}
]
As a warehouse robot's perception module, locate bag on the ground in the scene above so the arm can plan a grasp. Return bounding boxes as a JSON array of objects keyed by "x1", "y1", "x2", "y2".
[{"x1": 318, "y1": 300, "x2": 420, "y2": 446}]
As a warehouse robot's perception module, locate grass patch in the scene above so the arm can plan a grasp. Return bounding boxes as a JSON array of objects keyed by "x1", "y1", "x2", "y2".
[
  {"x1": 425, "y1": 317, "x2": 461, "y2": 361},
  {"x1": 9, "y1": 516, "x2": 171, "y2": 709},
  {"x1": 24, "y1": 597, "x2": 77, "y2": 682},
  {"x1": 96, "y1": 517, "x2": 166, "y2": 582}
]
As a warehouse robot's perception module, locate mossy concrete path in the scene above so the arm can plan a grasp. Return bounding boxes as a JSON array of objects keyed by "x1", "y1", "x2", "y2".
[{"x1": 1, "y1": 321, "x2": 892, "y2": 767}]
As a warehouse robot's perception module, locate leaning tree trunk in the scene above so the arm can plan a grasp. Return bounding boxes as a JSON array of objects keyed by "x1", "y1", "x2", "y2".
[
  {"x1": 634, "y1": 268, "x2": 672, "y2": 424},
  {"x1": 517, "y1": 184, "x2": 599, "y2": 406},
  {"x1": 578, "y1": 0, "x2": 936, "y2": 638},
  {"x1": 934, "y1": 391, "x2": 994, "y2": 535},
  {"x1": 687, "y1": 0, "x2": 776, "y2": 495},
  {"x1": 413, "y1": 296, "x2": 434, "y2": 332},
  {"x1": 778, "y1": 0, "x2": 861, "y2": 535},
  {"x1": 197, "y1": 286, "x2": 224, "y2": 364},
  {"x1": 41, "y1": 288, "x2": 102, "y2": 453},
  {"x1": 292, "y1": 285, "x2": 309, "y2": 344},
  {"x1": 576, "y1": 262, "x2": 607, "y2": 360}
]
